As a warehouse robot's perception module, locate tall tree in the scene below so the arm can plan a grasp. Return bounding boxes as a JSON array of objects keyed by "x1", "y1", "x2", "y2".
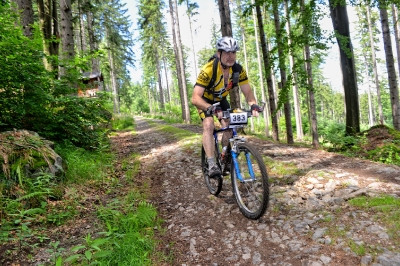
[
  {"x1": 329, "y1": 0, "x2": 360, "y2": 135},
  {"x1": 366, "y1": 5, "x2": 384, "y2": 125},
  {"x1": 168, "y1": 0, "x2": 182, "y2": 103},
  {"x1": 59, "y1": 0, "x2": 75, "y2": 77},
  {"x1": 14, "y1": 0, "x2": 34, "y2": 37},
  {"x1": 174, "y1": 0, "x2": 190, "y2": 122},
  {"x1": 256, "y1": 4, "x2": 279, "y2": 141},
  {"x1": 37, "y1": 0, "x2": 56, "y2": 71},
  {"x1": 169, "y1": 0, "x2": 191, "y2": 122},
  {"x1": 392, "y1": 4, "x2": 400, "y2": 80},
  {"x1": 379, "y1": 1, "x2": 400, "y2": 130},
  {"x1": 250, "y1": 0, "x2": 270, "y2": 136},
  {"x1": 300, "y1": 0, "x2": 321, "y2": 148},
  {"x1": 179, "y1": 0, "x2": 199, "y2": 77},
  {"x1": 155, "y1": 46, "x2": 165, "y2": 109},
  {"x1": 273, "y1": 1, "x2": 294, "y2": 144},
  {"x1": 217, "y1": 0, "x2": 241, "y2": 109},
  {"x1": 285, "y1": 0, "x2": 303, "y2": 141},
  {"x1": 107, "y1": 33, "x2": 119, "y2": 113},
  {"x1": 103, "y1": 0, "x2": 135, "y2": 113},
  {"x1": 84, "y1": 1, "x2": 100, "y2": 74}
]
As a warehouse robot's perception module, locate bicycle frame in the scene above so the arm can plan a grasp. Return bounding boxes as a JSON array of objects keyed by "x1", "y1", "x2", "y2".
[{"x1": 213, "y1": 124, "x2": 257, "y2": 183}]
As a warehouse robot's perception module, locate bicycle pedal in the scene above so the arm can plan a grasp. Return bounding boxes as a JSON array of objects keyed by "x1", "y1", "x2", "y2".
[{"x1": 210, "y1": 174, "x2": 222, "y2": 179}]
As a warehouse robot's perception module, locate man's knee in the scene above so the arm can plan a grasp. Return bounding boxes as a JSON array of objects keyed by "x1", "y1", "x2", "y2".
[{"x1": 202, "y1": 117, "x2": 214, "y2": 131}]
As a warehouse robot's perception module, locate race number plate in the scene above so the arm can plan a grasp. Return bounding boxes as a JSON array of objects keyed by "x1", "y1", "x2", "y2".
[{"x1": 230, "y1": 112, "x2": 248, "y2": 124}]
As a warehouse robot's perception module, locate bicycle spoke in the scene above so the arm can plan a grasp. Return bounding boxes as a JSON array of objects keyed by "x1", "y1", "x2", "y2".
[{"x1": 231, "y1": 142, "x2": 269, "y2": 220}]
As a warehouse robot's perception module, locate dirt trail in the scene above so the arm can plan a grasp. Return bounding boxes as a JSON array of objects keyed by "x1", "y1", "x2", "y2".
[{"x1": 132, "y1": 116, "x2": 400, "y2": 266}]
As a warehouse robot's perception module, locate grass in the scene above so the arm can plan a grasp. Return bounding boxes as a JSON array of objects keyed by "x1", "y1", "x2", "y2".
[
  {"x1": 314, "y1": 195, "x2": 400, "y2": 257},
  {"x1": 264, "y1": 157, "x2": 304, "y2": 185},
  {"x1": 111, "y1": 114, "x2": 135, "y2": 131},
  {"x1": 0, "y1": 115, "x2": 166, "y2": 265},
  {"x1": 348, "y1": 195, "x2": 400, "y2": 247},
  {"x1": 52, "y1": 115, "x2": 165, "y2": 265},
  {"x1": 121, "y1": 153, "x2": 141, "y2": 182},
  {"x1": 146, "y1": 120, "x2": 202, "y2": 151},
  {"x1": 55, "y1": 141, "x2": 113, "y2": 183}
]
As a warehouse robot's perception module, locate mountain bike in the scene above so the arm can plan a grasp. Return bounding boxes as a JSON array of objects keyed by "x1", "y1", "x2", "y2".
[{"x1": 201, "y1": 103, "x2": 269, "y2": 220}]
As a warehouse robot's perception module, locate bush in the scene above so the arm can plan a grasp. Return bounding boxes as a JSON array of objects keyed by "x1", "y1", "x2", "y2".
[
  {"x1": 0, "y1": 5, "x2": 112, "y2": 149},
  {"x1": 318, "y1": 120, "x2": 359, "y2": 151}
]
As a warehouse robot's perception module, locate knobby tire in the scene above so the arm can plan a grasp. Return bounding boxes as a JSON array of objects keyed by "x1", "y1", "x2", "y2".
[{"x1": 230, "y1": 142, "x2": 269, "y2": 219}]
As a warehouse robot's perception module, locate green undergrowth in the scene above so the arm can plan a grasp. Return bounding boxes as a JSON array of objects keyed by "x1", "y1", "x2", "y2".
[
  {"x1": 314, "y1": 195, "x2": 400, "y2": 257},
  {"x1": 111, "y1": 114, "x2": 135, "y2": 131},
  {"x1": 348, "y1": 195, "x2": 400, "y2": 249},
  {"x1": 0, "y1": 115, "x2": 165, "y2": 265},
  {"x1": 321, "y1": 124, "x2": 400, "y2": 166},
  {"x1": 61, "y1": 197, "x2": 162, "y2": 265},
  {"x1": 146, "y1": 120, "x2": 202, "y2": 151},
  {"x1": 264, "y1": 157, "x2": 305, "y2": 185}
]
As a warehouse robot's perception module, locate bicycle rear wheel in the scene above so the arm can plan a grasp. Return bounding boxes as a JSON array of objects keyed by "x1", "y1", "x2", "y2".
[
  {"x1": 231, "y1": 142, "x2": 269, "y2": 219},
  {"x1": 201, "y1": 145, "x2": 223, "y2": 195}
]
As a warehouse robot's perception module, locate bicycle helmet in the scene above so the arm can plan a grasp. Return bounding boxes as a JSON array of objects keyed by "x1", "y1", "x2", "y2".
[{"x1": 216, "y1": 36, "x2": 240, "y2": 52}]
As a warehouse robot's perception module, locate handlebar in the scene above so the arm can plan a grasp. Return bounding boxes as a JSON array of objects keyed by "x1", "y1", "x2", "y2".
[{"x1": 211, "y1": 102, "x2": 266, "y2": 120}]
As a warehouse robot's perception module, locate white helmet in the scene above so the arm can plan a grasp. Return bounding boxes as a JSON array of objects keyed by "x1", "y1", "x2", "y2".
[{"x1": 216, "y1": 36, "x2": 239, "y2": 52}]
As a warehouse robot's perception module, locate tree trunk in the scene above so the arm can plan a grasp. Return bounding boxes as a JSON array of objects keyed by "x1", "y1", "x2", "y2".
[
  {"x1": 285, "y1": 0, "x2": 303, "y2": 141},
  {"x1": 86, "y1": 9, "x2": 99, "y2": 74},
  {"x1": 367, "y1": 84, "x2": 374, "y2": 127},
  {"x1": 217, "y1": 0, "x2": 232, "y2": 36},
  {"x1": 301, "y1": 0, "x2": 319, "y2": 148},
  {"x1": 37, "y1": 0, "x2": 53, "y2": 70},
  {"x1": 59, "y1": 0, "x2": 75, "y2": 77},
  {"x1": 161, "y1": 44, "x2": 171, "y2": 103},
  {"x1": 155, "y1": 48, "x2": 165, "y2": 109},
  {"x1": 256, "y1": 5, "x2": 279, "y2": 141},
  {"x1": 379, "y1": 4, "x2": 400, "y2": 130},
  {"x1": 173, "y1": 0, "x2": 190, "y2": 123},
  {"x1": 170, "y1": 0, "x2": 190, "y2": 123},
  {"x1": 273, "y1": 2, "x2": 293, "y2": 144},
  {"x1": 184, "y1": 1, "x2": 198, "y2": 78},
  {"x1": 329, "y1": 0, "x2": 360, "y2": 135},
  {"x1": 108, "y1": 43, "x2": 119, "y2": 114},
  {"x1": 51, "y1": 0, "x2": 59, "y2": 77},
  {"x1": 15, "y1": 0, "x2": 34, "y2": 37},
  {"x1": 169, "y1": 0, "x2": 183, "y2": 106},
  {"x1": 77, "y1": 0, "x2": 87, "y2": 56},
  {"x1": 217, "y1": 0, "x2": 240, "y2": 109},
  {"x1": 251, "y1": 0, "x2": 270, "y2": 137},
  {"x1": 367, "y1": 6, "x2": 384, "y2": 125},
  {"x1": 392, "y1": 4, "x2": 400, "y2": 81}
]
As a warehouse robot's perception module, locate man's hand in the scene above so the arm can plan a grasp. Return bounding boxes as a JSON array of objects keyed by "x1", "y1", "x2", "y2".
[
  {"x1": 250, "y1": 104, "x2": 263, "y2": 117},
  {"x1": 206, "y1": 105, "x2": 223, "y2": 119}
]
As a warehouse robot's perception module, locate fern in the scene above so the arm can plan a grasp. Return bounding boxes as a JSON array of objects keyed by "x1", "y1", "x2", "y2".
[
  {"x1": 15, "y1": 191, "x2": 49, "y2": 202},
  {"x1": 136, "y1": 201, "x2": 156, "y2": 228}
]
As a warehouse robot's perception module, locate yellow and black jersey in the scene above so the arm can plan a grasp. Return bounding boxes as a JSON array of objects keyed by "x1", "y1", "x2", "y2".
[{"x1": 195, "y1": 59, "x2": 249, "y2": 101}]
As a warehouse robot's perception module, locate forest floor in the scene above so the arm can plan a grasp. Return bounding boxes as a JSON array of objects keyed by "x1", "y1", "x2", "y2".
[
  {"x1": 2, "y1": 116, "x2": 400, "y2": 266},
  {"x1": 128, "y1": 117, "x2": 400, "y2": 266}
]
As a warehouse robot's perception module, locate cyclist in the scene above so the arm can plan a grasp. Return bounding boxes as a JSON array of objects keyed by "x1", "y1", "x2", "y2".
[{"x1": 191, "y1": 36, "x2": 263, "y2": 177}]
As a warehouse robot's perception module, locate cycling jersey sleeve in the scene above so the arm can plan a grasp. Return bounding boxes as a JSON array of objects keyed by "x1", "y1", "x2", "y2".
[
  {"x1": 195, "y1": 60, "x2": 214, "y2": 88},
  {"x1": 238, "y1": 67, "x2": 249, "y2": 86}
]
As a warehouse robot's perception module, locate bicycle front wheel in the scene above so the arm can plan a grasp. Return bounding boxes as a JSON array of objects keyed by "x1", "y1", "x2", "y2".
[
  {"x1": 201, "y1": 145, "x2": 223, "y2": 196},
  {"x1": 231, "y1": 142, "x2": 269, "y2": 219}
]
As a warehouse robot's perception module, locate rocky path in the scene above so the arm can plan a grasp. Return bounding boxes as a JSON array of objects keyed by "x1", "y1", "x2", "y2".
[{"x1": 133, "y1": 116, "x2": 400, "y2": 266}]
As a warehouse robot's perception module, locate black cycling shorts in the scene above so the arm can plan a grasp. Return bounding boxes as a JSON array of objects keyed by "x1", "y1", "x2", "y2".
[{"x1": 198, "y1": 97, "x2": 231, "y2": 121}]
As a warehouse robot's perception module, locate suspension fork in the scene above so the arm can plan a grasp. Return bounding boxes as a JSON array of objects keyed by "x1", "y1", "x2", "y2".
[{"x1": 231, "y1": 143, "x2": 256, "y2": 182}]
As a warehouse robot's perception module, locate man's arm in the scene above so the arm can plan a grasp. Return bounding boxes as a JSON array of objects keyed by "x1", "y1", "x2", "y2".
[
  {"x1": 240, "y1": 83, "x2": 257, "y2": 106},
  {"x1": 191, "y1": 85, "x2": 210, "y2": 111},
  {"x1": 240, "y1": 83, "x2": 261, "y2": 117}
]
